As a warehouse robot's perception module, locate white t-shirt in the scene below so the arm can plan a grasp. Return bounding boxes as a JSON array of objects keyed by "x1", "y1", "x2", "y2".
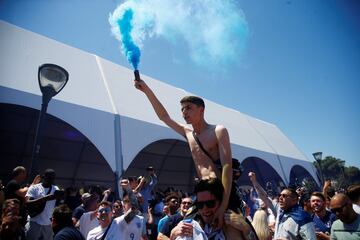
[
  {"x1": 80, "y1": 211, "x2": 99, "y2": 238},
  {"x1": 25, "y1": 183, "x2": 59, "y2": 225},
  {"x1": 105, "y1": 214, "x2": 146, "y2": 240},
  {"x1": 87, "y1": 225, "x2": 107, "y2": 240}
]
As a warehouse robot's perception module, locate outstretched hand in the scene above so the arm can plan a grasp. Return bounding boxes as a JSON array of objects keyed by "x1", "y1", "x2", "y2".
[{"x1": 134, "y1": 78, "x2": 148, "y2": 92}]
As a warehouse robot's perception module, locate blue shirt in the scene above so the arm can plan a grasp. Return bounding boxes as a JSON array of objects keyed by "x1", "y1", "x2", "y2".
[{"x1": 313, "y1": 210, "x2": 336, "y2": 234}]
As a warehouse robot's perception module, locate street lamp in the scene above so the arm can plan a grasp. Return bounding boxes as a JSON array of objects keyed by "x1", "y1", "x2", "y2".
[
  {"x1": 312, "y1": 152, "x2": 324, "y2": 186},
  {"x1": 29, "y1": 64, "x2": 69, "y2": 179}
]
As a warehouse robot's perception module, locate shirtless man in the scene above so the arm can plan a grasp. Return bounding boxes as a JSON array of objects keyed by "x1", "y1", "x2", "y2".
[{"x1": 134, "y1": 79, "x2": 232, "y2": 228}]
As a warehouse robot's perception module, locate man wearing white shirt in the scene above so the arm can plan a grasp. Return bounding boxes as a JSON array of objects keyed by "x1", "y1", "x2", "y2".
[
  {"x1": 25, "y1": 169, "x2": 63, "y2": 240},
  {"x1": 87, "y1": 201, "x2": 113, "y2": 240},
  {"x1": 106, "y1": 192, "x2": 147, "y2": 240}
]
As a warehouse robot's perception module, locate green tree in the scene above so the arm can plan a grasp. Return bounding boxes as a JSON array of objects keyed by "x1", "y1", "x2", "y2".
[{"x1": 313, "y1": 156, "x2": 360, "y2": 189}]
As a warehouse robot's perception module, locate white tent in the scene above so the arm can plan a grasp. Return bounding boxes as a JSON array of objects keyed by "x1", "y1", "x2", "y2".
[{"x1": 0, "y1": 20, "x2": 319, "y2": 192}]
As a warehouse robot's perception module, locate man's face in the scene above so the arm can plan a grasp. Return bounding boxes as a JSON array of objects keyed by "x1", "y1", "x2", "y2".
[
  {"x1": 180, "y1": 197, "x2": 193, "y2": 215},
  {"x1": 196, "y1": 191, "x2": 220, "y2": 224},
  {"x1": 330, "y1": 199, "x2": 352, "y2": 223},
  {"x1": 122, "y1": 196, "x2": 131, "y2": 212},
  {"x1": 181, "y1": 102, "x2": 203, "y2": 124},
  {"x1": 310, "y1": 196, "x2": 325, "y2": 213},
  {"x1": 168, "y1": 198, "x2": 179, "y2": 214},
  {"x1": 278, "y1": 190, "x2": 298, "y2": 211},
  {"x1": 97, "y1": 205, "x2": 112, "y2": 223}
]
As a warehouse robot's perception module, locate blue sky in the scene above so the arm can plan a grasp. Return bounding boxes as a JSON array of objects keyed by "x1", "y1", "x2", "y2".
[{"x1": 1, "y1": 0, "x2": 359, "y2": 168}]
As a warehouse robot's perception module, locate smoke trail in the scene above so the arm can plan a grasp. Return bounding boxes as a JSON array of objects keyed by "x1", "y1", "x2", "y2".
[{"x1": 109, "y1": 0, "x2": 249, "y2": 69}]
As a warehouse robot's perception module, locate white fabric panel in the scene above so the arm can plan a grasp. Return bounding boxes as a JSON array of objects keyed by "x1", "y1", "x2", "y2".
[
  {"x1": 0, "y1": 20, "x2": 317, "y2": 184},
  {"x1": 0, "y1": 20, "x2": 114, "y2": 114}
]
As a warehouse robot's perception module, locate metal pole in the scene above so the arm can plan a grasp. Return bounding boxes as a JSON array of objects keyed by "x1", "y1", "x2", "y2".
[
  {"x1": 317, "y1": 159, "x2": 325, "y2": 186},
  {"x1": 29, "y1": 94, "x2": 51, "y2": 180}
]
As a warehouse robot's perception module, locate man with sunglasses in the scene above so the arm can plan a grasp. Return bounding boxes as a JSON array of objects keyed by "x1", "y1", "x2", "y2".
[
  {"x1": 310, "y1": 192, "x2": 336, "y2": 240},
  {"x1": 170, "y1": 178, "x2": 256, "y2": 240},
  {"x1": 274, "y1": 188, "x2": 316, "y2": 240},
  {"x1": 330, "y1": 193, "x2": 360, "y2": 240},
  {"x1": 86, "y1": 201, "x2": 113, "y2": 240},
  {"x1": 158, "y1": 195, "x2": 193, "y2": 239}
]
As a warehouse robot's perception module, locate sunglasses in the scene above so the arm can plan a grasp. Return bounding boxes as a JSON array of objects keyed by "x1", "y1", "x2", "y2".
[
  {"x1": 195, "y1": 200, "x2": 216, "y2": 209},
  {"x1": 181, "y1": 201, "x2": 192, "y2": 205},
  {"x1": 330, "y1": 202, "x2": 348, "y2": 214},
  {"x1": 98, "y1": 208, "x2": 111, "y2": 214}
]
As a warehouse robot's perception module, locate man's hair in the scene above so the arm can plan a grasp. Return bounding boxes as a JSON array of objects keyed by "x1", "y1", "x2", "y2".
[
  {"x1": 12, "y1": 166, "x2": 26, "y2": 178},
  {"x1": 165, "y1": 192, "x2": 180, "y2": 203},
  {"x1": 99, "y1": 201, "x2": 112, "y2": 209},
  {"x1": 194, "y1": 178, "x2": 224, "y2": 202},
  {"x1": 346, "y1": 184, "x2": 360, "y2": 202},
  {"x1": 299, "y1": 192, "x2": 311, "y2": 207},
  {"x1": 311, "y1": 191, "x2": 326, "y2": 202},
  {"x1": 180, "y1": 96, "x2": 205, "y2": 108},
  {"x1": 283, "y1": 188, "x2": 299, "y2": 199},
  {"x1": 52, "y1": 204, "x2": 73, "y2": 227}
]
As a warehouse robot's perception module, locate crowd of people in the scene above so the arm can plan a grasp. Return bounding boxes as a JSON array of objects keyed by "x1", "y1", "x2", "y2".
[
  {"x1": 1, "y1": 164, "x2": 359, "y2": 240},
  {"x1": 1, "y1": 78, "x2": 359, "y2": 240}
]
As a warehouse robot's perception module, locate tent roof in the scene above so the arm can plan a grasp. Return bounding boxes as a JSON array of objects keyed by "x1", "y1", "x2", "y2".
[{"x1": 0, "y1": 20, "x2": 318, "y2": 187}]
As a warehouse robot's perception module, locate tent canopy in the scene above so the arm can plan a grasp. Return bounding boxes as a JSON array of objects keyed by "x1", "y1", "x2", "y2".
[{"x1": 0, "y1": 20, "x2": 319, "y2": 191}]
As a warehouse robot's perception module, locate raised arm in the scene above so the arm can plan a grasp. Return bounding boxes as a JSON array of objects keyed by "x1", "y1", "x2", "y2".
[
  {"x1": 248, "y1": 172, "x2": 277, "y2": 217},
  {"x1": 215, "y1": 125, "x2": 233, "y2": 226},
  {"x1": 134, "y1": 79, "x2": 186, "y2": 137}
]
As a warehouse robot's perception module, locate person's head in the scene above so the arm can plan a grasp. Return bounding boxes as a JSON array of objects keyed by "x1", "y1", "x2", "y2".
[
  {"x1": 42, "y1": 169, "x2": 56, "y2": 186},
  {"x1": 194, "y1": 178, "x2": 223, "y2": 224},
  {"x1": 180, "y1": 197, "x2": 193, "y2": 216},
  {"x1": 0, "y1": 214, "x2": 22, "y2": 239},
  {"x1": 122, "y1": 193, "x2": 133, "y2": 212},
  {"x1": 112, "y1": 200, "x2": 123, "y2": 218},
  {"x1": 252, "y1": 209, "x2": 271, "y2": 240},
  {"x1": 12, "y1": 166, "x2": 27, "y2": 182},
  {"x1": 278, "y1": 188, "x2": 298, "y2": 211},
  {"x1": 330, "y1": 193, "x2": 357, "y2": 224},
  {"x1": 162, "y1": 204, "x2": 170, "y2": 216},
  {"x1": 51, "y1": 204, "x2": 73, "y2": 229},
  {"x1": 310, "y1": 192, "x2": 326, "y2": 214},
  {"x1": 232, "y1": 158, "x2": 243, "y2": 181},
  {"x1": 82, "y1": 193, "x2": 99, "y2": 211},
  {"x1": 299, "y1": 192, "x2": 312, "y2": 214},
  {"x1": 165, "y1": 192, "x2": 180, "y2": 215},
  {"x1": 2, "y1": 199, "x2": 20, "y2": 217},
  {"x1": 97, "y1": 201, "x2": 112, "y2": 226},
  {"x1": 346, "y1": 184, "x2": 360, "y2": 204},
  {"x1": 180, "y1": 96, "x2": 205, "y2": 124}
]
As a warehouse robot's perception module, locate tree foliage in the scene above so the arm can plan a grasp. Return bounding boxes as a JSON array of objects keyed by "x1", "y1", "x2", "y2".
[{"x1": 313, "y1": 156, "x2": 360, "y2": 189}]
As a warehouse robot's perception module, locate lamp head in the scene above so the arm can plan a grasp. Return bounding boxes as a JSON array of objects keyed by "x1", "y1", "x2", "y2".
[
  {"x1": 312, "y1": 152, "x2": 323, "y2": 161},
  {"x1": 38, "y1": 64, "x2": 69, "y2": 100}
]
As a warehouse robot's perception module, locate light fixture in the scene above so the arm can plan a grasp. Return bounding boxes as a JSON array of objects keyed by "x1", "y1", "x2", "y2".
[{"x1": 29, "y1": 64, "x2": 69, "y2": 179}]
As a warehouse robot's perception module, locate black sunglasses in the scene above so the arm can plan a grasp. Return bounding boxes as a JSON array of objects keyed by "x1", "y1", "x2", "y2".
[
  {"x1": 195, "y1": 200, "x2": 216, "y2": 209},
  {"x1": 330, "y1": 202, "x2": 348, "y2": 214}
]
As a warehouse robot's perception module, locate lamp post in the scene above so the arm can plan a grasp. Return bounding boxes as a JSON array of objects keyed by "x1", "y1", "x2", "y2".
[
  {"x1": 312, "y1": 152, "x2": 324, "y2": 186},
  {"x1": 29, "y1": 64, "x2": 69, "y2": 179},
  {"x1": 338, "y1": 160, "x2": 346, "y2": 188}
]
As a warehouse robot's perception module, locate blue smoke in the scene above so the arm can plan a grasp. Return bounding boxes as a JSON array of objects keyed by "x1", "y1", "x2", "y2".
[
  {"x1": 110, "y1": 0, "x2": 249, "y2": 70},
  {"x1": 114, "y1": 8, "x2": 140, "y2": 69}
]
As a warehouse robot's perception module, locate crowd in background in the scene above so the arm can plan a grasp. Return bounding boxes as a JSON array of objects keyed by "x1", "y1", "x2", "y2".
[{"x1": 1, "y1": 164, "x2": 359, "y2": 240}]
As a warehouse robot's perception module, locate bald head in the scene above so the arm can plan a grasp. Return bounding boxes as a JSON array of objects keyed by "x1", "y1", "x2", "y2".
[
  {"x1": 330, "y1": 193, "x2": 357, "y2": 224},
  {"x1": 330, "y1": 193, "x2": 349, "y2": 206}
]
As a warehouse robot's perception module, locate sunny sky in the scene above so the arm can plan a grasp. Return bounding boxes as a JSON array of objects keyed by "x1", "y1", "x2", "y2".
[{"x1": 1, "y1": 0, "x2": 359, "y2": 168}]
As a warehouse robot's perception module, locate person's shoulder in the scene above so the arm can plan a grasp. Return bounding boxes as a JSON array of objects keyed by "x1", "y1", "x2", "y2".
[
  {"x1": 331, "y1": 219, "x2": 343, "y2": 229},
  {"x1": 55, "y1": 226, "x2": 84, "y2": 240}
]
